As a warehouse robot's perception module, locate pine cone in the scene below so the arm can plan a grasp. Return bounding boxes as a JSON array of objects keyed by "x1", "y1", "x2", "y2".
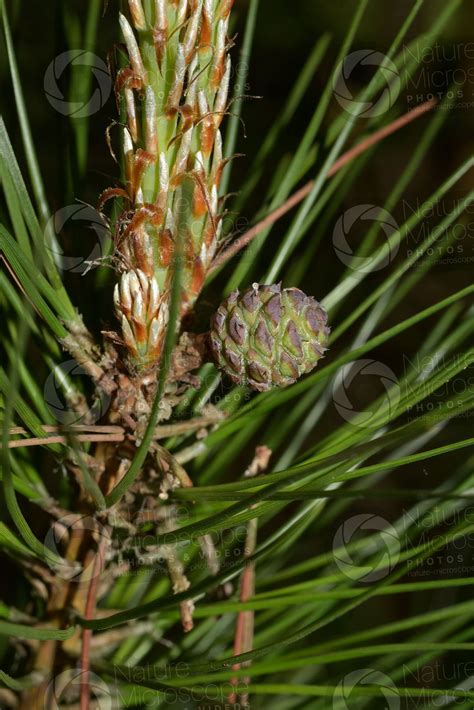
[{"x1": 210, "y1": 283, "x2": 330, "y2": 391}]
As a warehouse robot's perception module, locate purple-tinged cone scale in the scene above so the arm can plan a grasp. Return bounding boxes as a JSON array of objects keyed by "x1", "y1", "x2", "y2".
[{"x1": 210, "y1": 283, "x2": 330, "y2": 391}]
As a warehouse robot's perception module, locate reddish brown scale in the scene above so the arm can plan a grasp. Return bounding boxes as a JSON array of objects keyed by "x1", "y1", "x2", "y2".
[
  {"x1": 153, "y1": 28, "x2": 167, "y2": 67},
  {"x1": 166, "y1": 70, "x2": 185, "y2": 117},
  {"x1": 200, "y1": 9, "x2": 213, "y2": 46},
  {"x1": 190, "y1": 257, "x2": 206, "y2": 298},
  {"x1": 212, "y1": 158, "x2": 226, "y2": 188},
  {"x1": 179, "y1": 104, "x2": 195, "y2": 134},
  {"x1": 121, "y1": 207, "x2": 162, "y2": 241},
  {"x1": 132, "y1": 149, "x2": 156, "y2": 201},
  {"x1": 97, "y1": 187, "x2": 130, "y2": 212},
  {"x1": 169, "y1": 171, "x2": 187, "y2": 189},
  {"x1": 211, "y1": 59, "x2": 225, "y2": 91},
  {"x1": 158, "y1": 229, "x2": 174, "y2": 268},
  {"x1": 120, "y1": 241, "x2": 133, "y2": 268},
  {"x1": 193, "y1": 182, "x2": 208, "y2": 218},
  {"x1": 114, "y1": 209, "x2": 134, "y2": 246},
  {"x1": 190, "y1": 170, "x2": 212, "y2": 214},
  {"x1": 203, "y1": 215, "x2": 218, "y2": 249},
  {"x1": 218, "y1": 0, "x2": 235, "y2": 19},
  {"x1": 164, "y1": 268, "x2": 173, "y2": 294},
  {"x1": 130, "y1": 229, "x2": 153, "y2": 276},
  {"x1": 190, "y1": 170, "x2": 211, "y2": 217},
  {"x1": 201, "y1": 117, "x2": 215, "y2": 156},
  {"x1": 123, "y1": 147, "x2": 135, "y2": 194},
  {"x1": 115, "y1": 68, "x2": 143, "y2": 92},
  {"x1": 166, "y1": 103, "x2": 179, "y2": 120},
  {"x1": 131, "y1": 317, "x2": 147, "y2": 345},
  {"x1": 214, "y1": 105, "x2": 229, "y2": 133},
  {"x1": 126, "y1": 109, "x2": 137, "y2": 144},
  {"x1": 129, "y1": 0, "x2": 146, "y2": 32},
  {"x1": 146, "y1": 204, "x2": 164, "y2": 228},
  {"x1": 120, "y1": 297, "x2": 132, "y2": 320},
  {"x1": 184, "y1": 237, "x2": 195, "y2": 262}
]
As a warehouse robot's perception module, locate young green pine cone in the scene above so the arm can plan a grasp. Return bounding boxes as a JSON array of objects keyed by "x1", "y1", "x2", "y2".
[
  {"x1": 114, "y1": 269, "x2": 169, "y2": 370},
  {"x1": 210, "y1": 283, "x2": 330, "y2": 392}
]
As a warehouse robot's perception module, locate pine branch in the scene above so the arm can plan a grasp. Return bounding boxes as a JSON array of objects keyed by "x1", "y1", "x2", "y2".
[{"x1": 106, "y1": 0, "x2": 235, "y2": 373}]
